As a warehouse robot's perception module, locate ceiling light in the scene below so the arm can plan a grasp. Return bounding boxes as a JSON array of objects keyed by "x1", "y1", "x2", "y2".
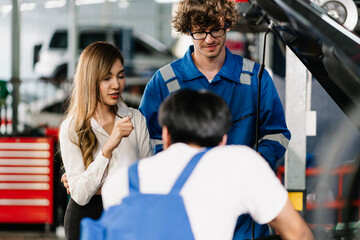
[
  {"x1": 45, "y1": 0, "x2": 67, "y2": 9},
  {"x1": 118, "y1": 1, "x2": 129, "y2": 8},
  {"x1": 76, "y1": 0, "x2": 106, "y2": 5},
  {"x1": 155, "y1": 0, "x2": 178, "y2": 3},
  {"x1": 20, "y1": 2, "x2": 36, "y2": 11},
  {"x1": 0, "y1": 5, "x2": 12, "y2": 14}
]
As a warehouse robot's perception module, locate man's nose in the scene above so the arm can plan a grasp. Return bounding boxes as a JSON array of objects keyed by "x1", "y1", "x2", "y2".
[{"x1": 205, "y1": 33, "x2": 215, "y2": 43}]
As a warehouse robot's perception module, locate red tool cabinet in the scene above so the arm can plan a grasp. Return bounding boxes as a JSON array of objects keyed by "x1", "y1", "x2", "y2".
[
  {"x1": 0, "y1": 137, "x2": 54, "y2": 224},
  {"x1": 277, "y1": 164, "x2": 360, "y2": 223}
]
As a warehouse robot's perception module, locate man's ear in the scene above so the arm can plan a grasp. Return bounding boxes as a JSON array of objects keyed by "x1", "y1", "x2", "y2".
[
  {"x1": 162, "y1": 126, "x2": 171, "y2": 150},
  {"x1": 219, "y1": 134, "x2": 227, "y2": 146}
]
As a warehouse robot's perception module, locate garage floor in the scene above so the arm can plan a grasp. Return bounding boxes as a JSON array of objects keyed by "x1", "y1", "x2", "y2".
[
  {"x1": 0, "y1": 225, "x2": 65, "y2": 240},
  {"x1": 0, "y1": 232, "x2": 63, "y2": 240}
]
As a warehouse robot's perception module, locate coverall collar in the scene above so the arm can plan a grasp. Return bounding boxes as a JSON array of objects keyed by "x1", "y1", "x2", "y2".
[{"x1": 181, "y1": 45, "x2": 241, "y2": 84}]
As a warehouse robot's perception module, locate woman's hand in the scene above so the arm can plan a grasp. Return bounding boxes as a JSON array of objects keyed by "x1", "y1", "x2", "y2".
[
  {"x1": 61, "y1": 173, "x2": 70, "y2": 194},
  {"x1": 102, "y1": 116, "x2": 134, "y2": 158}
]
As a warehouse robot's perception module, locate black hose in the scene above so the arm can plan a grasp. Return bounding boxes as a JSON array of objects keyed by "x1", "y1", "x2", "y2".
[{"x1": 252, "y1": 26, "x2": 271, "y2": 240}]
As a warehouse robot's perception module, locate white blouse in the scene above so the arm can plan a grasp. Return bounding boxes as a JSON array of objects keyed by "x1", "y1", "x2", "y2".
[{"x1": 59, "y1": 101, "x2": 153, "y2": 206}]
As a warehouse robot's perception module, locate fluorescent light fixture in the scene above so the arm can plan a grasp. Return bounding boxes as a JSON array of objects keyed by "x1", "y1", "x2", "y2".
[
  {"x1": 76, "y1": 0, "x2": 106, "y2": 5},
  {"x1": 0, "y1": 5, "x2": 12, "y2": 14},
  {"x1": 108, "y1": 0, "x2": 118, "y2": 2},
  {"x1": 20, "y1": 2, "x2": 36, "y2": 11},
  {"x1": 45, "y1": 0, "x2": 67, "y2": 9},
  {"x1": 155, "y1": 0, "x2": 178, "y2": 3},
  {"x1": 118, "y1": 1, "x2": 129, "y2": 8}
]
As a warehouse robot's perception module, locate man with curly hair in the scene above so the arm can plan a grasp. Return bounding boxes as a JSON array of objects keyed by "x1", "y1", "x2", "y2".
[{"x1": 139, "y1": 1, "x2": 291, "y2": 239}]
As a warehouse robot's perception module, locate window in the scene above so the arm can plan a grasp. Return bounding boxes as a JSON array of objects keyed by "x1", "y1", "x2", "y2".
[
  {"x1": 49, "y1": 31, "x2": 67, "y2": 49},
  {"x1": 79, "y1": 32, "x2": 107, "y2": 49},
  {"x1": 49, "y1": 31, "x2": 108, "y2": 49}
]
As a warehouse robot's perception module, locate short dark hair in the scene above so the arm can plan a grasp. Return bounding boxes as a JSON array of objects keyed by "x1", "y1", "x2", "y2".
[
  {"x1": 158, "y1": 89, "x2": 231, "y2": 147},
  {"x1": 172, "y1": 0, "x2": 238, "y2": 34}
]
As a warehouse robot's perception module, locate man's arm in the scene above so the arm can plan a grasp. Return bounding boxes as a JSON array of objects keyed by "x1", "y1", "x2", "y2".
[
  {"x1": 257, "y1": 70, "x2": 291, "y2": 170},
  {"x1": 139, "y1": 71, "x2": 169, "y2": 154},
  {"x1": 102, "y1": 167, "x2": 129, "y2": 210},
  {"x1": 240, "y1": 149, "x2": 312, "y2": 239},
  {"x1": 269, "y1": 198, "x2": 314, "y2": 240}
]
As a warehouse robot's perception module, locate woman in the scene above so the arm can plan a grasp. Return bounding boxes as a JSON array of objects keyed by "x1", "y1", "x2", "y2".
[{"x1": 59, "y1": 41, "x2": 152, "y2": 240}]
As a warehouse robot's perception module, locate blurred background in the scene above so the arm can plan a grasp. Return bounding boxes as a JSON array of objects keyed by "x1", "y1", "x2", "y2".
[{"x1": 0, "y1": 0, "x2": 360, "y2": 239}]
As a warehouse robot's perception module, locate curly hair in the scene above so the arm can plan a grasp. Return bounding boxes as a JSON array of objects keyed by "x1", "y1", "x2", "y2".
[{"x1": 172, "y1": 0, "x2": 238, "y2": 33}]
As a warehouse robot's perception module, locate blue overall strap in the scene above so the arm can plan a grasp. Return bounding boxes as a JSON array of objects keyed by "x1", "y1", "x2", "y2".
[
  {"x1": 170, "y1": 148, "x2": 210, "y2": 194},
  {"x1": 128, "y1": 162, "x2": 140, "y2": 195}
]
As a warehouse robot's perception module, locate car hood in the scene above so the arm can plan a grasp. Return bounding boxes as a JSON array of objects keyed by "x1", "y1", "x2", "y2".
[{"x1": 237, "y1": 0, "x2": 360, "y2": 129}]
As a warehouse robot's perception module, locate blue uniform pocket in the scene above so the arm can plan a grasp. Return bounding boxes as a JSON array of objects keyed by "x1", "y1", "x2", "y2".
[
  {"x1": 232, "y1": 112, "x2": 254, "y2": 125},
  {"x1": 231, "y1": 105, "x2": 254, "y2": 126},
  {"x1": 228, "y1": 106, "x2": 255, "y2": 146}
]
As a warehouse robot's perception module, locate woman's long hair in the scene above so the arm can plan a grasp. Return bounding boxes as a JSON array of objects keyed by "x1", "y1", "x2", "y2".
[{"x1": 65, "y1": 41, "x2": 124, "y2": 169}]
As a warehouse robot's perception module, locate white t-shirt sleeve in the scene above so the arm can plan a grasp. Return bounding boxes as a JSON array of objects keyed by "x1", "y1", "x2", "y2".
[
  {"x1": 132, "y1": 109, "x2": 153, "y2": 159},
  {"x1": 102, "y1": 167, "x2": 130, "y2": 211},
  {"x1": 240, "y1": 148, "x2": 288, "y2": 224}
]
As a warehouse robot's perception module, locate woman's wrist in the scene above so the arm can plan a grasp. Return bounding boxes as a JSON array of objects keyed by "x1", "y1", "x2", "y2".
[{"x1": 101, "y1": 146, "x2": 112, "y2": 159}]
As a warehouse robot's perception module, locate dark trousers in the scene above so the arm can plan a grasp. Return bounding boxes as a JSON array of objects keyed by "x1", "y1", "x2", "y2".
[{"x1": 64, "y1": 195, "x2": 103, "y2": 240}]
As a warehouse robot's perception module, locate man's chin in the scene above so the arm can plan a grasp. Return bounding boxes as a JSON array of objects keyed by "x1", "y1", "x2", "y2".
[
  {"x1": 204, "y1": 47, "x2": 222, "y2": 57},
  {"x1": 205, "y1": 51, "x2": 221, "y2": 58}
]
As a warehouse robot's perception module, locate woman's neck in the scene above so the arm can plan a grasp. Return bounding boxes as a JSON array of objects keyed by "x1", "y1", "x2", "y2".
[{"x1": 94, "y1": 103, "x2": 116, "y2": 135}]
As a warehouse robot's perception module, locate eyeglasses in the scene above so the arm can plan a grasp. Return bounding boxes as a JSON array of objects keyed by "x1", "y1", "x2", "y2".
[{"x1": 188, "y1": 23, "x2": 228, "y2": 40}]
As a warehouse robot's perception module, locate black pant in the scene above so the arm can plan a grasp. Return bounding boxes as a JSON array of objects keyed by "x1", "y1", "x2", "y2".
[{"x1": 64, "y1": 195, "x2": 103, "y2": 240}]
